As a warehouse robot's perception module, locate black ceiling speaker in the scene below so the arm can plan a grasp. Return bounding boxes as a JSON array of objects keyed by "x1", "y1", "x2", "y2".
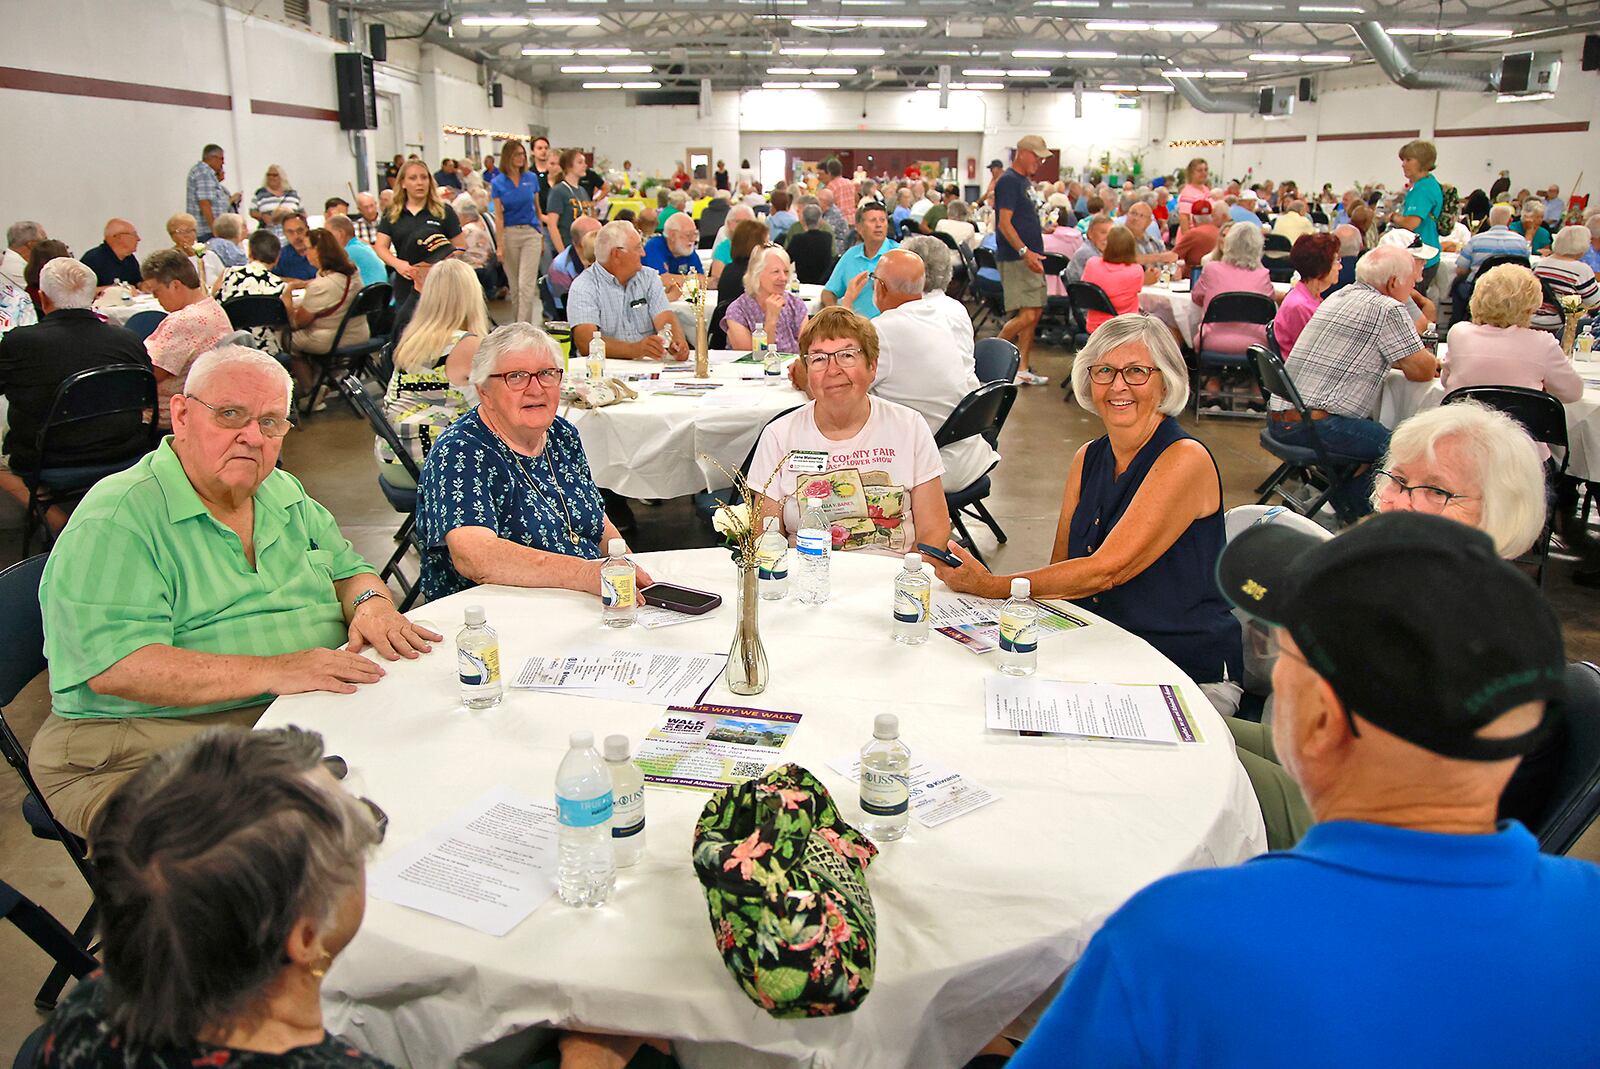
[
  {"x1": 1298, "y1": 76, "x2": 1315, "y2": 102},
  {"x1": 369, "y1": 23, "x2": 387, "y2": 63},
  {"x1": 491, "y1": 82, "x2": 504, "y2": 107},
  {"x1": 1583, "y1": 33, "x2": 1599, "y2": 71}
]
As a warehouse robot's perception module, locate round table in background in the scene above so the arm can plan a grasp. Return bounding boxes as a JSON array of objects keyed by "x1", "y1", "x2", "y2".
[
  {"x1": 93, "y1": 293, "x2": 164, "y2": 326},
  {"x1": 256, "y1": 549, "x2": 1266, "y2": 1069},
  {"x1": 1139, "y1": 279, "x2": 1292, "y2": 348}
]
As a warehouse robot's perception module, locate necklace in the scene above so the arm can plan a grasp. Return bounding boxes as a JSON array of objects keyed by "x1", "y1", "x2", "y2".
[{"x1": 485, "y1": 416, "x2": 583, "y2": 548}]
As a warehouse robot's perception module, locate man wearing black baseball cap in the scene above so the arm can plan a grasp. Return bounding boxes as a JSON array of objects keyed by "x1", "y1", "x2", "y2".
[
  {"x1": 387, "y1": 231, "x2": 461, "y2": 350},
  {"x1": 1010, "y1": 512, "x2": 1600, "y2": 1067}
]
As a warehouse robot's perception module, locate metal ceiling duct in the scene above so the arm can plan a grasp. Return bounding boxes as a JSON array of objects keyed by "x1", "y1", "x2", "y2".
[
  {"x1": 1350, "y1": 21, "x2": 1497, "y2": 92},
  {"x1": 1164, "y1": 75, "x2": 1257, "y2": 113}
]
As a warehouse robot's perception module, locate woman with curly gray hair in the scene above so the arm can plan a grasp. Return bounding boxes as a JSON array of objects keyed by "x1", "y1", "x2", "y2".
[{"x1": 932, "y1": 313, "x2": 1243, "y2": 710}]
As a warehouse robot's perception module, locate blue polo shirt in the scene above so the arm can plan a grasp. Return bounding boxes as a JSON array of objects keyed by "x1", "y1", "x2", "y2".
[
  {"x1": 343, "y1": 238, "x2": 388, "y2": 288},
  {"x1": 823, "y1": 238, "x2": 899, "y2": 318},
  {"x1": 1010, "y1": 820, "x2": 1600, "y2": 1068},
  {"x1": 489, "y1": 170, "x2": 541, "y2": 229},
  {"x1": 274, "y1": 244, "x2": 316, "y2": 281},
  {"x1": 993, "y1": 169, "x2": 1041, "y2": 263},
  {"x1": 641, "y1": 234, "x2": 702, "y2": 276}
]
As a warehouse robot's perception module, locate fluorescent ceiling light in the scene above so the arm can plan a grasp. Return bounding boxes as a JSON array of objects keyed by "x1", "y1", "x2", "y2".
[
  {"x1": 1497, "y1": 91, "x2": 1555, "y2": 102},
  {"x1": 1139, "y1": 84, "x2": 1176, "y2": 91},
  {"x1": 779, "y1": 47, "x2": 829, "y2": 55},
  {"x1": 1153, "y1": 20, "x2": 1218, "y2": 30},
  {"x1": 1100, "y1": 83, "x2": 1138, "y2": 90},
  {"x1": 460, "y1": 15, "x2": 529, "y2": 26},
  {"x1": 1213, "y1": 3, "x2": 1279, "y2": 9},
  {"x1": 791, "y1": 15, "x2": 924, "y2": 27},
  {"x1": 767, "y1": 66, "x2": 810, "y2": 74},
  {"x1": 1162, "y1": 69, "x2": 1205, "y2": 76},
  {"x1": 1205, "y1": 70, "x2": 1249, "y2": 78},
  {"x1": 575, "y1": 47, "x2": 633, "y2": 55},
  {"x1": 1013, "y1": 49, "x2": 1066, "y2": 58},
  {"x1": 1299, "y1": 4, "x2": 1365, "y2": 11},
  {"x1": 1066, "y1": 50, "x2": 1120, "y2": 58},
  {"x1": 583, "y1": 82, "x2": 623, "y2": 89},
  {"x1": 792, "y1": 16, "x2": 854, "y2": 27},
  {"x1": 522, "y1": 47, "x2": 576, "y2": 55},
  {"x1": 842, "y1": 1, "x2": 899, "y2": 5},
  {"x1": 812, "y1": 67, "x2": 859, "y2": 75},
  {"x1": 963, "y1": 68, "x2": 1009, "y2": 76},
  {"x1": 1034, "y1": 1, "x2": 1101, "y2": 6},
  {"x1": 1452, "y1": 27, "x2": 1513, "y2": 36},
  {"x1": 531, "y1": 15, "x2": 601, "y2": 26},
  {"x1": 1250, "y1": 52, "x2": 1302, "y2": 61},
  {"x1": 1009, "y1": 69, "x2": 1052, "y2": 76},
  {"x1": 1086, "y1": 19, "x2": 1151, "y2": 29},
  {"x1": 830, "y1": 47, "x2": 885, "y2": 55},
  {"x1": 1389, "y1": 26, "x2": 1510, "y2": 36},
  {"x1": 621, "y1": 81, "x2": 660, "y2": 89},
  {"x1": 1301, "y1": 53, "x2": 1350, "y2": 61},
  {"x1": 802, "y1": 81, "x2": 841, "y2": 88},
  {"x1": 561, "y1": 65, "x2": 607, "y2": 73},
  {"x1": 606, "y1": 65, "x2": 654, "y2": 73}
]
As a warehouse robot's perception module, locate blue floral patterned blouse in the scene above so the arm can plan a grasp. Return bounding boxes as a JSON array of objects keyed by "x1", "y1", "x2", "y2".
[{"x1": 416, "y1": 408, "x2": 607, "y2": 601}]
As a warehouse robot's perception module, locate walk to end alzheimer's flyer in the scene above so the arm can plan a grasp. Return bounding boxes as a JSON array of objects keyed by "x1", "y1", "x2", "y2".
[{"x1": 635, "y1": 703, "x2": 803, "y2": 791}]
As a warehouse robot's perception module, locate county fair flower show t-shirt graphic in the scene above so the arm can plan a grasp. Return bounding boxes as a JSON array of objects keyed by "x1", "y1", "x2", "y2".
[{"x1": 802, "y1": 459, "x2": 912, "y2": 553}]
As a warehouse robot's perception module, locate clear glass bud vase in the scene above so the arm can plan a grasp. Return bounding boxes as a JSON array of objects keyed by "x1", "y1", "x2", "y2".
[{"x1": 725, "y1": 565, "x2": 768, "y2": 695}]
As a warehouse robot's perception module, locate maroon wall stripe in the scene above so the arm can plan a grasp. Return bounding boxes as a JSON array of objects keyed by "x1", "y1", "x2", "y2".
[
  {"x1": 0, "y1": 65, "x2": 231, "y2": 111},
  {"x1": 1434, "y1": 120, "x2": 1590, "y2": 139},
  {"x1": 1234, "y1": 135, "x2": 1308, "y2": 145},
  {"x1": 250, "y1": 98, "x2": 340, "y2": 123},
  {"x1": 1317, "y1": 129, "x2": 1422, "y2": 143}
]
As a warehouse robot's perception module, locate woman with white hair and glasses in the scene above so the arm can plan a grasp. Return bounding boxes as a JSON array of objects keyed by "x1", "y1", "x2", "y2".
[
  {"x1": 415, "y1": 321, "x2": 651, "y2": 601},
  {"x1": 934, "y1": 313, "x2": 1243, "y2": 709},
  {"x1": 722, "y1": 242, "x2": 809, "y2": 352}
]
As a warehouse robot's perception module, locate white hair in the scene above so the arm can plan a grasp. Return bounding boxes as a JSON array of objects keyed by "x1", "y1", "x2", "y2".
[
  {"x1": 1552, "y1": 224, "x2": 1590, "y2": 258},
  {"x1": 743, "y1": 243, "x2": 793, "y2": 297},
  {"x1": 469, "y1": 321, "x2": 562, "y2": 388},
  {"x1": 1488, "y1": 203, "x2": 1515, "y2": 227},
  {"x1": 1221, "y1": 222, "x2": 1264, "y2": 270},
  {"x1": 1379, "y1": 401, "x2": 1547, "y2": 558},
  {"x1": 211, "y1": 213, "x2": 246, "y2": 241},
  {"x1": 665, "y1": 211, "x2": 697, "y2": 235},
  {"x1": 453, "y1": 195, "x2": 481, "y2": 222},
  {"x1": 1335, "y1": 224, "x2": 1362, "y2": 256},
  {"x1": 39, "y1": 258, "x2": 97, "y2": 310},
  {"x1": 668, "y1": 189, "x2": 689, "y2": 207},
  {"x1": 900, "y1": 235, "x2": 953, "y2": 292},
  {"x1": 6, "y1": 220, "x2": 43, "y2": 248},
  {"x1": 1071, "y1": 313, "x2": 1190, "y2": 417},
  {"x1": 727, "y1": 204, "x2": 756, "y2": 225},
  {"x1": 593, "y1": 219, "x2": 642, "y2": 265},
  {"x1": 184, "y1": 345, "x2": 294, "y2": 408},
  {"x1": 1354, "y1": 245, "x2": 1413, "y2": 289},
  {"x1": 1521, "y1": 200, "x2": 1545, "y2": 220}
]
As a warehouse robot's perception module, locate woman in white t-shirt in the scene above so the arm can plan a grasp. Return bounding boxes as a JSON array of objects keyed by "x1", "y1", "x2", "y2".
[{"x1": 747, "y1": 306, "x2": 949, "y2": 554}]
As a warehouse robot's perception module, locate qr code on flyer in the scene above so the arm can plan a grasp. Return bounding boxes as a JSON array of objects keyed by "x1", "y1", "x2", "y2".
[{"x1": 732, "y1": 761, "x2": 768, "y2": 779}]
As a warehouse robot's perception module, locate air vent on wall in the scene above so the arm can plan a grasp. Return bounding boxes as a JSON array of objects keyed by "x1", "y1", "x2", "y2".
[{"x1": 284, "y1": 0, "x2": 311, "y2": 26}]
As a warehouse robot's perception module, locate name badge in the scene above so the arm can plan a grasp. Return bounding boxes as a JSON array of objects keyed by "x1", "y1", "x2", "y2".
[{"x1": 788, "y1": 450, "x2": 829, "y2": 474}]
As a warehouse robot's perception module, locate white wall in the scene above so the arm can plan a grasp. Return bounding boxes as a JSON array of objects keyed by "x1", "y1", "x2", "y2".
[
  {"x1": 0, "y1": 0, "x2": 545, "y2": 258},
  {"x1": 1157, "y1": 33, "x2": 1600, "y2": 195}
]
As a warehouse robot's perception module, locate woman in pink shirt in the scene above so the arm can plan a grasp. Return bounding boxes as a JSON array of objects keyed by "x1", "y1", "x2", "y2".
[
  {"x1": 1273, "y1": 232, "x2": 1342, "y2": 359},
  {"x1": 1444, "y1": 264, "x2": 1583, "y2": 460},
  {"x1": 1081, "y1": 226, "x2": 1156, "y2": 333},
  {"x1": 1176, "y1": 158, "x2": 1212, "y2": 235},
  {"x1": 1190, "y1": 223, "x2": 1276, "y2": 355}
]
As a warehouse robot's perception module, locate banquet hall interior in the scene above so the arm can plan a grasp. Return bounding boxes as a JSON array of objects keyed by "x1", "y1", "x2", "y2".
[{"x1": 3, "y1": 0, "x2": 1600, "y2": 1065}]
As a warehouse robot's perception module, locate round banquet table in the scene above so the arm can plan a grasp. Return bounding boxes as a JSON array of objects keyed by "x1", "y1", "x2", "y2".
[
  {"x1": 565, "y1": 352, "x2": 806, "y2": 498},
  {"x1": 1139, "y1": 279, "x2": 1292, "y2": 348},
  {"x1": 255, "y1": 549, "x2": 1266, "y2": 1069},
  {"x1": 92, "y1": 292, "x2": 164, "y2": 325},
  {"x1": 1377, "y1": 354, "x2": 1600, "y2": 482}
]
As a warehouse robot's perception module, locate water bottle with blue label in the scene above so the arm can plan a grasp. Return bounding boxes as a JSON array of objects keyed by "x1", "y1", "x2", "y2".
[
  {"x1": 892, "y1": 552, "x2": 930, "y2": 645},
  {"x1": 556, "y1": 731, "x2": 616, "y2": 907},
  {"x1": 859, "y1": 713, "x2": 910, "y2": 842},
  {"x1": 998, "y1": 577, "x2": 1038, "y2": 676},
  {"x1": 456, "y1": 605, "x2": 502, "y2": 709}
]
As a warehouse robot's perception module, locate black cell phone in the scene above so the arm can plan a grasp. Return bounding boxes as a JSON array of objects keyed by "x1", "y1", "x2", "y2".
[
  {"x1": 916, "y1": 543, "x2": 963, "y2": 568},
  {"x1": 639, "y1": 583, "x2": 723, "y2": 615}
]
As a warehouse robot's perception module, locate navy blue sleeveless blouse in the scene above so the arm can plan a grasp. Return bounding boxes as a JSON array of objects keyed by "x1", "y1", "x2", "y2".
[{"x1": 1067, "y1": 417, "x2": 1243, "y2": 684}]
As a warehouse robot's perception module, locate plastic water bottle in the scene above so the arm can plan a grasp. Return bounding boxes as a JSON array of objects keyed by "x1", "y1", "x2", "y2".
[
  {"x1": 1579, "y1": 323, "x2": 1595, "y2": 356},
  {"x1": 658, "y1": 322, "x2": 673, "y2": 355},
  {"x1": 456, "y1": 606, "x2": 503, "y2": 709},
  {"x1": 604, "y1": 734, "x2": 646, "y2": 868},
  {"x1": 998, "y1": 578, "x2": 1039, "y2": 676},
  {"x1": 756, "y1": 516, "x2": 789, "y2": 600},
  {"x1": 859, "y1": 713, "x2": 910, "y2": 842},
  {"x1": 600, "y1": 538, "x2": 637, "y2": 627},
  {"x1": 587, "y1": 335, "x2": 606, "y2": 383},
  {"x1": 751, "y1": 325, "x2": 768, "y2": 365},
  {"x1": 556, "y1": 731, "x2": 616, "y2": 907},
  {"x1": 892, "y1": 552, "x2": 931, "y2": 645},
  {"x1": 795, "y1": 499, "x2": 831, "y2": 605}
]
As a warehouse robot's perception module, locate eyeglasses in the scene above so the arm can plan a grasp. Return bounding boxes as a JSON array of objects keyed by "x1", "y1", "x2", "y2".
[
  {"x1": 489, "y1": 368, "x2": 564, "y2": 390},
  {"x1": 360, "y1": 796, "x2": 389, "y2": 843},
  {"x1": 183, "y1": 395, "x2": 294, "y2": 438},
  {"x1": 803, "y1": 347, "x2": 865, "y2": 371},
  {"x1": 1374, "y1": 470, "x2": 1475, "y2": 513},
  {"x1": 1088, "y1": 364, "x2": 1158, "y2": 386}
]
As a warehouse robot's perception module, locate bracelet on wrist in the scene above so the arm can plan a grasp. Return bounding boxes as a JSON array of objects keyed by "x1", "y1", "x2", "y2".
[{"x1": 351, "y1": 588, "x2": 392, "y2": 614}]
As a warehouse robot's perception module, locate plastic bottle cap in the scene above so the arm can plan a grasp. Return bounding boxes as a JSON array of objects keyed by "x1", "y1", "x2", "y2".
[
  {"x1": 463, "y1": 605, "x2": 486, "y2": 625},
  {"x1": 763, "y1": 516, "x2": 778, "y2": 532},
  {"x1": 570, "y1": 730, "x2": 594, "y2": 750},
  {"x1": 1011, "y1": 577, "x2": 1031, "y2": 599},
  {"x1": 604, "y1": 734, "x2": 630, "y2": 760},
  {"x1": 873, "y1": 713, "x2": 899, "y2": 740},
  {"x1": 904, "y1": 552, "x2": 922, "y2": 570},
  {"x1": 608, "y1": 539, "x2": 627, "y2": 556}
]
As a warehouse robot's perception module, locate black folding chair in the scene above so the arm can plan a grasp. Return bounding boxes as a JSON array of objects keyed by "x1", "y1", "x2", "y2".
[
  {"x1": 1194, "y1": 291, "x2": 1278, "y2": 420},
  {"x1": 1442, "y1": 384, "x2": 1568, "y2": 586},
  {"x1": 122, "y1": 309, "x2": 166, "y2": 341},
  {"x1": 1250, "y1": 345, "x2": 1367, "y2": 525},
  {"x1": 970, "y1": 246, "x2": 1007, "y2": 330},
  {"x1": 222, "y1": 293, "x2": 290, "y2": 354},
  {"x1": 1263, "y1": 233, "x2": 1295, "y2": 283},
  {"x1": 1065, "y1": 280, "x2": 1115, "y2": 350},
  {"x1": 301, "y1": 282, "x2": 393, "y2": 419},
  {"x1": 22, "y1": 365, "x2": 160, "y2": 553},
  {"x1": 1038, "y1": 253, "x2": 1075, "y2": 347},
  {"x1": 973, "y1": 337, "x2": 1020, "y2": 385},
  {"x1": 1534, "y1": 661, "x2": 1600, "y2": 855},
  {"x1": 935, "y1": 381, "x2": 1018, "y2": 566},
  {"x1": 334, "y1": 374, "x2": 424, "y2": 609},
  {"x1": 3, "y1": 878, "x2": 98, "y2": 1027},
  {"x1": 0, "y1": 556, "x2": 100, "y2": 1011}
]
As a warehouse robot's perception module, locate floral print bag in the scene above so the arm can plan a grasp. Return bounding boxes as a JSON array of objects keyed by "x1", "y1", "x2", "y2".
[{"x1": 692, "y1": 764, "x2": 879, "y2": 1018}]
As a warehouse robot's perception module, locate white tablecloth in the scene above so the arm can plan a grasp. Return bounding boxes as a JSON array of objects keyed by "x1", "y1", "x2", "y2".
[
  {"x1": 1377, "y1": 356, "x2": 1600, "y2": 482},
  {"x1": 1139, "y1": 280, "x2": 1291, "y2": 348},
  {"x1": 93, "y1": 294, "x2": 164, "y2": 326},
  {"x1": 255, "y1": 549, "x2": 1265, "y2": 1069},
  {"x1": 567, "y1": 353, "x2": 806, "y2": 498}
]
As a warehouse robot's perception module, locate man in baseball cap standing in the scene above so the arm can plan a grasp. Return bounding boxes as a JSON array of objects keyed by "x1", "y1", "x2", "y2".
[
  {"x1": 993, "y1": 134, "x2": 1054, "y2": 387},
  {"x1": 1010, "y1": 512, "x2": 1599, "y2": 1067}
]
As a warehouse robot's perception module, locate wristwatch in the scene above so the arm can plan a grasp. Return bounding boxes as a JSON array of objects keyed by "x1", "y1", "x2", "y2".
[{"x1": 351, "y1": 589, "x2": 392, "y2": 614}]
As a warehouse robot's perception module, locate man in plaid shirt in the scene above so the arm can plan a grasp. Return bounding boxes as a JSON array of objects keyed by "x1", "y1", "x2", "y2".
[
  {"x1": 1267, "y1": 244, "x2": 1439, "y2": 516},
  {"x1": 352, "y1": 192, "x2": 382, "y2": 246},
  {"x1": 185, "y1": 143, "x2": 240, "y2": 241}
]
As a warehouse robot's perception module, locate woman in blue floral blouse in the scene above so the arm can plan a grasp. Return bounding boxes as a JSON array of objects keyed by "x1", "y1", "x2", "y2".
[{"x1": 415, "y1": 322, "x2": 653, "y2": 602}]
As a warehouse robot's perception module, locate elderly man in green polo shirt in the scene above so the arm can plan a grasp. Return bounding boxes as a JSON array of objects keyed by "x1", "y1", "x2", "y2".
[{"x1": 29, "y1": 345, "x2": 441, "y2": 836}]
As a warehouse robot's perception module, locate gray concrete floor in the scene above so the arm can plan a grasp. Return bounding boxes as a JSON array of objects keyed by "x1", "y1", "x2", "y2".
[{"x1": 2, "y1": 331, "x2": 1598, "y2": 1060}]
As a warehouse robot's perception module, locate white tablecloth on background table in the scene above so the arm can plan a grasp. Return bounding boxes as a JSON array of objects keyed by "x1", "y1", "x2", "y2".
[
  {"x1": 566, "y1": 353, "x2": 806, "y2": 498},
  {"x1": 1377, "y1": 356, "x2": 1600, "y2": 482},
  {"x1": 93, "y1": 294, "x2": 164, "y2": 326},
  {"x1": 1139, "y1": 280, "x2": 1291, "y2": 348},
  {"x1": 255, "y1": 550, "x2": 1265, "y2": 1069}
]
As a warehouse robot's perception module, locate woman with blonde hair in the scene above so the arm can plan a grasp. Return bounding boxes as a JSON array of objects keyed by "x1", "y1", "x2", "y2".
[
  {"x1": 166, "y1": 212, "x2": 223, "y2": 290},
  {"x1": 250, "y1": 164, "x2": 300, "y2": 239},
  {"x1": 374, "y1": 158, "x2": 462, "y2": 307},
  {"x1": 377, "y1": 258, "x2": 488, "y2": 489},
  {"x1": 723, "y1": 243, "x2": 809, "y2": 352}
]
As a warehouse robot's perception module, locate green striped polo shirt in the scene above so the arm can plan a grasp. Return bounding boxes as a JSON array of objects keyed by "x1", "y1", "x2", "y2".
[{"x1": 41, "y1": 439, "x2": 373, "y2": 719}]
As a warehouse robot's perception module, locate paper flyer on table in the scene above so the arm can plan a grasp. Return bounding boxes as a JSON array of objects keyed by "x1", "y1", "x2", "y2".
[
  {"x1": 636, "y1": 605, "x2": 701, "y2": 629},
  {"x1": 635, "y1": 703, "x2": 802, "y2": 790},
  {"x1": 827, "y1": 753, "x2": 1000, "y2": 827},
  {"x1": 933, "y1": 596, "x2": 1091, "y2": 653},
  {"x1": 986, "y1": 677, "x2": 1204, "y2": 744},
  {"x1": 366, "y1": 785, "x2": 558, "y2": 937},
  {"x1": 512, "y1": 649, "x2": 727, "y2": 706}
]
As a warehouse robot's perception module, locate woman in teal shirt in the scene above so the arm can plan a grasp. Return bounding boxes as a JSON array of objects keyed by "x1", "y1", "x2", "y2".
[{"x1": 1395, "y1": 139, "x2": 1444, "y2": 291}]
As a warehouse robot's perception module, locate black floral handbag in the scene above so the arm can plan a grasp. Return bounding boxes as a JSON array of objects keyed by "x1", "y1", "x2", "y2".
[{"x1": 691, "y1": 763, "x2": 879, "y2": 1018}]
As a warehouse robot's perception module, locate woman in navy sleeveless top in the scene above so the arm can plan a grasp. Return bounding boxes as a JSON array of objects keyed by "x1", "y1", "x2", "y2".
[{"x1": 933, "y1": 314, "x2": 1243, "y2": 692}]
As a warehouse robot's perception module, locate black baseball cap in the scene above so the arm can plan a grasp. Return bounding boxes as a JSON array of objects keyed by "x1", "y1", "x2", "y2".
[
  {"x1": 1217, "y1": 512, "x2": 1565, "y2": 761},
  {"x1": 410, "y1": 231, "x2": 459, "y2": 265},
  {"x1": 988, "y1": 159, "x2": 1004, "y2": 170}
]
